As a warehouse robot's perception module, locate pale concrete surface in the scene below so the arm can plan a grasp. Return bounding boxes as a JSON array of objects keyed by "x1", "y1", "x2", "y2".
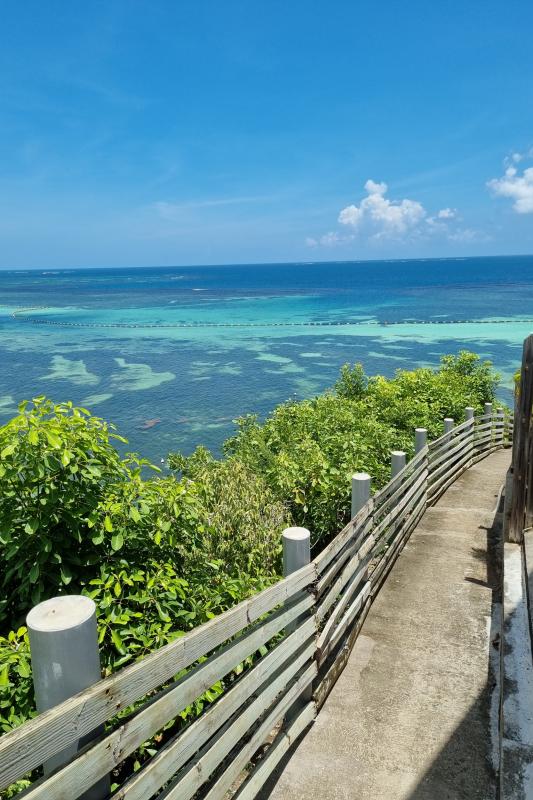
[
  {"x1": 261, "y1": 449, "x2": 511, "y2": 800},
  {"x1": 501, "y1": 540, "x2": 533, "y2": 800}
]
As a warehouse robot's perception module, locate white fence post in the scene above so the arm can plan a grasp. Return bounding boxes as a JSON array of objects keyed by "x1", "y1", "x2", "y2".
[
  {"x1": 282, "y1": 527, "x2": 312, "y2": 703},
  {"x1": 26, "y1": 595, "x2": 109, "y2": 799},
  {"x1": 352, "y1": 472, "x2": 371, "y2": 519},
  {"x1": 484, "y1": 402, "x2": 493, "y2": 417},
  {"x1": 465, "y1": 406, "x2": 474, "y2": 421},
  {"x1": 391, "y1": 451, "x2": 406, "y2": 479},
  {"x1": 282, "y1": 526, "x2": 311, "y2": 577},
  {"x1": 415, "y1": 427, "x2": 427, "y2": 454}
]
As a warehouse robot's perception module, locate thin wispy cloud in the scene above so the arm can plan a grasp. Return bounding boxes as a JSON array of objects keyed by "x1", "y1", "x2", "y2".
[{"x1": 152, "y1": 195, "x2": 274, "y2": 220}]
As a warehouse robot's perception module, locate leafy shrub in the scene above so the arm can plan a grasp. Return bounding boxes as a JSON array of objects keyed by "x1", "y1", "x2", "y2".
[
  {"x1": 0, "y1": 398, "x2": 139, "y2": 626},
  {"x1": 0, "y1": 351, "x2": 502, "y2": 790},
  {"x1": 174, "y1": 351, "x2": 501, "y2": 548}
]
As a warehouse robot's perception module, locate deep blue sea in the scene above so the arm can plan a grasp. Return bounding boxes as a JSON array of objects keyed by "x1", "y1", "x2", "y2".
[{"x1": 1, "y1": 255, "x2": 532, "y2": 463}]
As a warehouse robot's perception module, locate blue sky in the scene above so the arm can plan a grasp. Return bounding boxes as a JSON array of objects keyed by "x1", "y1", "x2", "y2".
[{"x1": 1, "y1": 0, "x2": 532, "y2": 268}]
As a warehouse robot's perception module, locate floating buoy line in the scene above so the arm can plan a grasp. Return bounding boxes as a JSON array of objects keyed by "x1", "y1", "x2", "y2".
[{"x1": 8, "y1": 307, "x2": 533, "y2": 330}]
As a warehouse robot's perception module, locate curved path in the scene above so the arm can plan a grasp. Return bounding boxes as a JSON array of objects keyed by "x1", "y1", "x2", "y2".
[{"x1": 262, "y1": 448, "x2": 510, "y2": 800}]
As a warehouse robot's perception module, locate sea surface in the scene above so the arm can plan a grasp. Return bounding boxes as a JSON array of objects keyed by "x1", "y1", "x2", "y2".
[{"x1": 1, "y1": 256, "x2": 532, "y2": 464}]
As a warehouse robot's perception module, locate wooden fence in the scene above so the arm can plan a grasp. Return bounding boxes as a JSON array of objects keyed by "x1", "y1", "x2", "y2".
[{"x1": 0, "y1": 408, "x2": 512, "y2": 800}]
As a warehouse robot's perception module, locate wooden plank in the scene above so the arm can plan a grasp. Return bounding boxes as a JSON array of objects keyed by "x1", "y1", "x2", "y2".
[
  {"x1": 15, "y1": 597, "x2": 316, "y2": 800},
  {"x1": 428, "y1": 424, "x2": 473, "y2": 463},
  {"x1": 373, "y1": 474, "x2": 427, "y2": 559},
  {"x1": 428, "y1": 440, "x2": 473, "y2": 485},
  {"x1": 0, "y1": 563, "x2": 316, "y2": 791},
  {"x1": 373, "y1": 477, "x2": 427, "y2": 566},
  {"x1": 161, "y1": 661, "x2": 317, "y2": 800},
  {"x1": 428, "y1": 452, "x2": 474, "y2": 499},
  {"x1": 314, "y1": 502, "x2": 373, "y2": 575},
  {"x1": 509, "y1": 336, "x2": 533, "y2": 542},
  {"x1": 316, "y1": 535, "x2": 374, "y2": 620},
  {"x1": 371, "y1": 493, "x2": 426, "y2": 596},
  {"x1": 232, "y1": 702, "x2": 315, "y2": 800},
  {"x1": 317, "y1": 563, "x2": 369, "y2": 649},
  {"x1": 471, "y1": 444, "x2": 504, "y2": 465},
  {"x1": 373, "y1": 458, "x2": 427, "y2": 521},
  {"x1": 315, "y1": 516, "x2": 372, "y2": 597},
  {"x1": 372, "y1": 469, "x2": 428, "y2": 543},
  {"x1": 428, "y1": 447, "x2": 474, "y2": 500},
  {"x1": 110, "y1": 620, "x2": 316, "y2": 800},
  {"x1": 428, "y1": 418, "x2": 473, "y2": 453},
  {"x1": 317, "y1": 582, "x2": 371, "y2": 666},
  {"x1": 372, "y1": 446, "x2": 428, "y2": 507},
  {"x1": 314, "y1": 596, "x2": 372, "y2": 711},
  {"x1": 428, "y1": 430, "x2": 473, "y2": 471}
]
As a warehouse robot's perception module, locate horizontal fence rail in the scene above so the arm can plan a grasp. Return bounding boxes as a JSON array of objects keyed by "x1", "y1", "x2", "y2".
[{"x1": 0, "y1": 409, "x2": 512, "y2": 800}]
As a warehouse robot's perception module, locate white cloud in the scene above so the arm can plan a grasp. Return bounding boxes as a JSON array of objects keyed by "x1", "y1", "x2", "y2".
[
  {"x1": 487, "y1": 164, "x2": 533, "y2": 214},
  {"x1": 437, "y1": 207, "x2": 457, "y2": 219},
  {"x1": 338, "y1": 179, "x2": 426, "y2": 237},
  {"x1": 447, "y1": 228, "x2": 488, "y2": 243},
  {"x1": 306, "y1": 231, "x2": 354, "y2": 248},
  {"x1": 308, "y1": 178, "x2": 480, "y2": 248}
]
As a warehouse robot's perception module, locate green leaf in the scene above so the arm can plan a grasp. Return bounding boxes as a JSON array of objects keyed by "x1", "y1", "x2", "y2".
[
  {"x1": 27, "y1": 429, "x2": 39, "y2": 445},
  {"x1": 111, "y1": 532, "x2": 124, "y2": 551},
  {"x1": 29, "y1": 563, "x2": 40, "y2": 583},
  {"x1": 111, "y1": 628, "x2": 125, "y2": 654},
  {"x1": 129, "y1": 507, "x2": 141, "y2": 523},
  {"x1": 60, "y1": 565, "x2": 72, "y2": 585},
  {"x1": 24, "y1": 518, "x2": 39, "y2": 535},
  {"x1": 16, "y1": 660, "x2": 31, "y2": 679},
  {"x1": 45, "y1": 432, "x2": 62, "y2": 449},
  {"x1": 104, "y1": 516, "x2": 114, "y2": 532},
  {"x1": 1, "y1": 444, "x2": 15, "y2": 458}
]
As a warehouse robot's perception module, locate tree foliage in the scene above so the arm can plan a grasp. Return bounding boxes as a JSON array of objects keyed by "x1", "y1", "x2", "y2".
[{"x1": 0, "y1": 351, "x2": 501, "y2": 791}]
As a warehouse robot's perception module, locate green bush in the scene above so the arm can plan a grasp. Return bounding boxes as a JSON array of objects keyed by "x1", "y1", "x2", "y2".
[{"x1": 0, "y1": 351, "x2": 502, "y2": 792}]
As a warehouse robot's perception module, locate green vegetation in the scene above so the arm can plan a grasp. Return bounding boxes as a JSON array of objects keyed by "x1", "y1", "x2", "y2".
[
  {"x1": 0, "y1": 352, "x2": 500, "y2": 793},
  {"x1": 173, "y1": 351, "x2": 499, "y2": 541}
]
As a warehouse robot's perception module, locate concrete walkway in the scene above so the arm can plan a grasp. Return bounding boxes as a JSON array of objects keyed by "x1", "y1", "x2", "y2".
[{"x1": 262, "y1": 449, "x2": 511, "y2": 800}]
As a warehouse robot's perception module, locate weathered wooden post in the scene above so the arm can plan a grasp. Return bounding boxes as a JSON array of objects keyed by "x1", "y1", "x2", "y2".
[
  {"x1": 464, "y1": 407, "x2": 476, "y2": 465},
  {"x1": 496, "y1": 408, "x2": 505, "y2": 444},
  {"x1": 509, "y1": 335, "x2": 533, "y2": 543},
  {"x1": 415, "y1": 428, "x2": 427, "y2": 454},
  {"x1": 26, "y1": 595, "x2": 109, "y2": 799},
  {"x1": 352, "y1": 472, "x2": 371, "y2": 519},
  {"x1": 391, "y1": 451, "x2": 406, "y2": 479}
]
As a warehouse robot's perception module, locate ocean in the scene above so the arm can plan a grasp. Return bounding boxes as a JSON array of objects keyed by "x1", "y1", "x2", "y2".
[{"x1": 1, "y1": 255, "x2": 531, "y2": 464}]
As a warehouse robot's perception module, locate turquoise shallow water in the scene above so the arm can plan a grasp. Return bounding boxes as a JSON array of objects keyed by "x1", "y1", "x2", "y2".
[{"x1": 1, "y1": 256, "x2": 532, "y2": 462}]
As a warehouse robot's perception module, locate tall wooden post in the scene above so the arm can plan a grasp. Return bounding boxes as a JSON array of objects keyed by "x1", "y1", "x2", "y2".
[{"x1": 509, "y1": 335, "x2": 533, "y2": 543}]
